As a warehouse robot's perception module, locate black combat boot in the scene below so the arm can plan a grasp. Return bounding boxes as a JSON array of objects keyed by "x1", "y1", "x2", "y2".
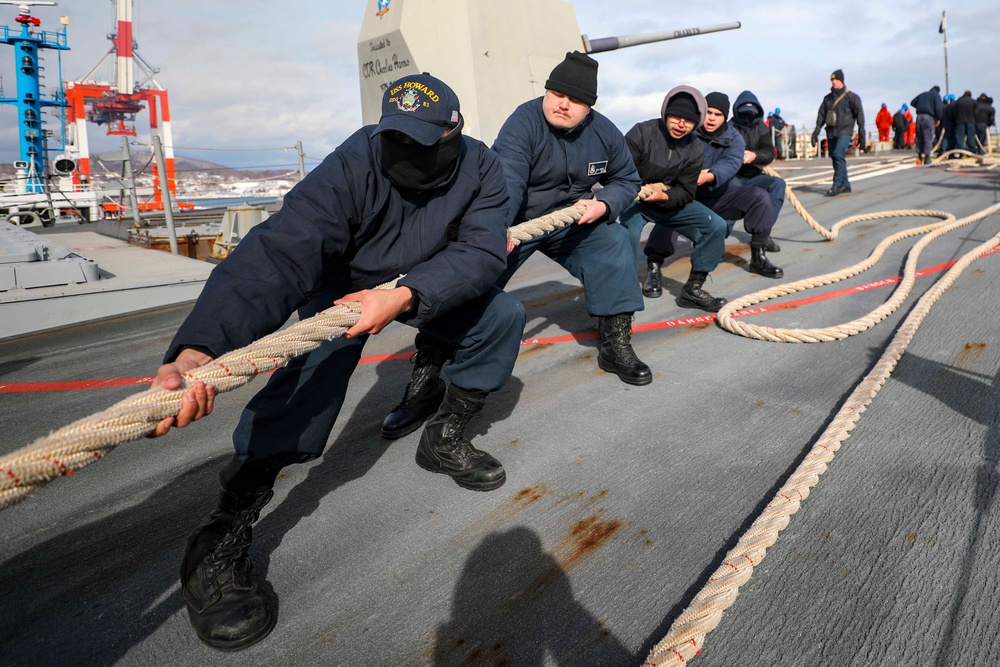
[
  {"x1": 416, "y1": 385, "x2": 506, "y2": 491},
  {"x1": 181, "y1": 459, "x2": 279, "y2": 651},
  {"x1": 763, "y1": 237, "x2": 781, "y2": 252},
  {"x1": 677, "y1": 271, "x2": 727, "y2": 312},
  {"x1": 382, "y1": 341, "x2": 451, "y2": 439},
  {"x1": 749, "y1": 237, "x2": 784, "y2": 279},
  {"x1": 642, "y1": 259, "x2": 663, "y2": 298},
  {"x1": 596, "y1": 313, "x2": 652, "y2": 386}
]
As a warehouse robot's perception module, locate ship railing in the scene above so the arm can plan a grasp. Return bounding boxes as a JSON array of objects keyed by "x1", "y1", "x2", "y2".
[{"x1": 0, "y1": 24, "x2": 68, "y2": 48}]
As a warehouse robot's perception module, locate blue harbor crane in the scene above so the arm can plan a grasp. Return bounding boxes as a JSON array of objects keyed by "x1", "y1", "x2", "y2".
[{"x1": 0, "y1": 1, "x2": 69, "y2": 194}]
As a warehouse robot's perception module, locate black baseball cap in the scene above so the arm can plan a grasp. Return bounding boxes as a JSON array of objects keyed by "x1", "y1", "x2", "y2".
[{"x1": 373, "y1": 73, "x2": 461, "y2": 146}]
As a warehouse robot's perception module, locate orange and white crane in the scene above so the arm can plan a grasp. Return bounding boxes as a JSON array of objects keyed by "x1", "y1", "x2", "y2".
[{"x1": 65, "y1": 0, "x2": 178, "y2": 209}]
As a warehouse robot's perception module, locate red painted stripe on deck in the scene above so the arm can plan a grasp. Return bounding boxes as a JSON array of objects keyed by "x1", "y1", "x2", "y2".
[{"x1": 2, "y1": 248, "x2": 996, "y2": 395}]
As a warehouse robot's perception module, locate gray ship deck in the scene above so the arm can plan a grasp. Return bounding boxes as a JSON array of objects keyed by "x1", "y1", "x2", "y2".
[{"x1": 3, "y1": 154, "x2": 1000, "y2": 666}]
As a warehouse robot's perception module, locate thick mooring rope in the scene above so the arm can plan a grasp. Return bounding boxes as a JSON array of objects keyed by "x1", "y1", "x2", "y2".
[
  {"x1": 506, "y1": 182, "x2": 668, "y2": 246},
  {"x1": 930, "y1": 146, "x2": 1000, "y2": 173},
  {"x1": 643, "y1": 201, "x2": 1000, "y2": 666},
  {"x1": 714, "y1": 208, "x2": 954, "y2": 342},
  {"x1": 0, "y1": 183, "x2": 671, "y2": 510},
  {"x1": 714, "y1": 160, "x2": 999, "y2": 343},
  {"x1": 0, "y1": 288, "x2": 380, "y2": 509}
]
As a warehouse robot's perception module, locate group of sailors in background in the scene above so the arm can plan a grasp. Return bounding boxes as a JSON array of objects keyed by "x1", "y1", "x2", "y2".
[{"x1": 879, "y1": 88, "x2": 996, "y2": 164}]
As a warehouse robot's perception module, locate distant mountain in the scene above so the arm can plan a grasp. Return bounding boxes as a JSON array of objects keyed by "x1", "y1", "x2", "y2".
[
  {"x1": 128, "y1": 150, "x2": 230, "y2": 174},
  {"x1": 0, "y1": 153, "x2": 301, "y2": 180}
]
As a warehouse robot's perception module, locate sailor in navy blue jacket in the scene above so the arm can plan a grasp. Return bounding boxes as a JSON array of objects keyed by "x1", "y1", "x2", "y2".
[
  {"x1": 152, "y1": 73, "x2": 528, "y2": 651},
  {"x1": 163, "y1": 126, "x2": 512, "y2": 362},
  {"x1": 156, "y1": 73, "x2": 526, "y2": 479},
  {"x1": 380, "y1": 54, "x2": 647, "y2": 446},
  {"x1": 149, "y1": 75, "x2": 533, "y2": 649},
  {"x1": 493, "y1": 99, "x2": 639, "y2": 227},
  {"x1": 489, "y1": 52, "x2": 651, "y2": 386}
]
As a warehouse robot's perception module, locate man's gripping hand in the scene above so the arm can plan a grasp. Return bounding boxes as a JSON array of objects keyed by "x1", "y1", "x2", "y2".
[
  {"x1": 149, "y1": 348, "x2": 216, "y2": 438},
  {"x1": 336, "y1": 286, "x2": 415, "y2": 338},
  {"x1": 574, "y1": 198, "x2": 608, "y2": 225},
  {"x1": 642, "y1": 187, "x2": 669, "y2": 203}
]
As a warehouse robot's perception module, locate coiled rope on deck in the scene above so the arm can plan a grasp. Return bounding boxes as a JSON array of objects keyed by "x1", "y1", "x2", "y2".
[
  {"x1": 713, "y1": 160, "x2": 998, "y2": 343},
  {"x1": 644, "y1": 201, "x2": 1000, "y2": 666},
  {"x1": 929, "y1": 146, "x2": 1000, "y2": 173},
  {"x1": 0, "y1": 183, "x2": 671, "y2": 510},
  {"x1": 715, "y1": 208, "x2": 954, "y2": 342}
]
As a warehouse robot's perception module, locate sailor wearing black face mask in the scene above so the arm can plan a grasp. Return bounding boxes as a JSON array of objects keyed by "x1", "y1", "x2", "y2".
[
  {"x1": 730, "y1": 90, "x2": 787, "y2": 234},
  {"x1": 152, "y1": 72, "x2": 526, "y2": 651},
  {"x1": 378, "y1": 114, "x2": 465, "y2": 190}
]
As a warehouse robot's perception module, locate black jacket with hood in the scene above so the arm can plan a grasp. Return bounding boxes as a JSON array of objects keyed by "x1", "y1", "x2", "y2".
[
  {"x1": 624, "y1": 85, "x2": 707, "y2": 212},
  {"x1": 731, "y1": 90, "x2": 775, "y2": 179}
]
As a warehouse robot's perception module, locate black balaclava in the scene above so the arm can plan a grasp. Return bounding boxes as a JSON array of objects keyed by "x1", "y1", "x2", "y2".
[
  {"x1": 735, "y1": 102, "x2": 760, "y2": 127},
  {"x1": 380, "y1": 114, "x2": 464, "y2": 192}
]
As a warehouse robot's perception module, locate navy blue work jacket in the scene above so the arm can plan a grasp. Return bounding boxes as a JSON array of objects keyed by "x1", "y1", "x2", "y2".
[
  {"x1": 165, "y1": 127, "x2": 510, "y2": 362},
  {"x1": 491, "y1": 98, "x2": 640, "y2": 223},
  {"x1": 695, "y1": 123, "x2": 746, "y2": 200}
]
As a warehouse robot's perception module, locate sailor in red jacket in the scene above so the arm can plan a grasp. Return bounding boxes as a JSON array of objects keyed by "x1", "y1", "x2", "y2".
[{"x1": 876, "y1": 103, "x2": 892, "y2": 142}]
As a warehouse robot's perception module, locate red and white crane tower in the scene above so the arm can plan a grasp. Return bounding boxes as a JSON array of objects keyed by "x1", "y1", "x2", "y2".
[{"x1": 64, "y1": 0, "x2": 177, "y2": 209}]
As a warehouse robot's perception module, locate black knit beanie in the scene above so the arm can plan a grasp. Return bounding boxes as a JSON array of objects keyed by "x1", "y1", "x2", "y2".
[
  {"x1": 545, "y1": 51, "x2": 599, "y2": 106},
  {"x1": 663, "y1": 93, "x2": 700, "y2": 123},
  {"x1": 831, "y1": 69, "x2": 845, "y2": 83},
  {"x1": 705, "y1": 92, "x2": 730, "y2": 118}
]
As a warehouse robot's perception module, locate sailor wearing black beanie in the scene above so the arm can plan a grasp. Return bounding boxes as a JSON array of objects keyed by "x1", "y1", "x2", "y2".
[
  {"x1": 481, "y1": 49, "x2": 653, "y2": 386},
  {"x1": 704, "y1": 92, "x2": 731, "y2": 119},
  {"x1": 812, "y1": 68, "x2": 865, "y2": 196},
  {"x1": 682, "y1": 90, "x2": 784, "y2": 279}
]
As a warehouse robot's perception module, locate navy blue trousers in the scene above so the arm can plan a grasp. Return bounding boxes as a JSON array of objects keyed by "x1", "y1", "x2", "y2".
[
  {"x1": 732, "y1": 173, "x2": 786, "y2": 226},
  {"x1": 915, "y1": 114, "x2": 936, "y2": 156},
  {"x1": 232, "y1": 285, "x2": 526, "y2": 468},
  {"x1": 497, "y1": 220, "x2": 643, "y2": 316},
  {"x1": 829, "y1": 134, "x2": 852, "y2": 187},
  {"x1": 619, "y1": 200, "x2": 726, "y2": 272},
  {"x1": 954, "y1": 122, "x2": 978, "y2": 153}
]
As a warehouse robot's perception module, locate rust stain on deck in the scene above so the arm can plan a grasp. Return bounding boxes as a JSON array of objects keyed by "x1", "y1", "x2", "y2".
[
  {"x1": 559, "y1": 514, "x2": 625, "y2": 568},
  {"x1": 957, "y1": 342, "x2": 987, "y2": 365},
  {"x1": 510, "y1": 484, "x2": 553, "y2": 507},
  {"x1": 519, "y1": 342, "x2": 553, "y2": 357}
]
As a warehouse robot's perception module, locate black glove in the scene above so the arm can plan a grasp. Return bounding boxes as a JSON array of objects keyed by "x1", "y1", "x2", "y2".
[
  {"x1": 811, "y1": 132, "x2": 819, "y2": 147},
  {"x1": 858, "y1": 135, "x2": 867, "y2": 151}
]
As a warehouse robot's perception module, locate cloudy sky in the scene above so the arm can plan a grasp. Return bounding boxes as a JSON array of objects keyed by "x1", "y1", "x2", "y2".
[{"x1": 1, "y1": 0, "x2": 997, "y2": 171}]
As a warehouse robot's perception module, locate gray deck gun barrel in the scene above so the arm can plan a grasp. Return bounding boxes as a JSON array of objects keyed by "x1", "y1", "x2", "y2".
[{"x1": 582, "y1": 21, "x2": 741, "y2": 53}]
